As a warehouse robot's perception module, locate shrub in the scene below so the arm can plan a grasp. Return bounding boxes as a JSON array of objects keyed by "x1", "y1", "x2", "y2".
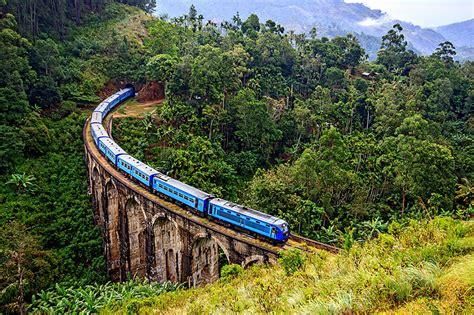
[
  {"x1": 220, "y1": 264, "x2": 244, "y2": 282},
  {"x1": 278, "y1": 248, "x2": 306, "y2": 275}
]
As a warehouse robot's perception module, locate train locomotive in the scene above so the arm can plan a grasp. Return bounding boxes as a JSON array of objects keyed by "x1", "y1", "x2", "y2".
[{"x1": 90, "y1": 87, "x2": 290, "y2": 243}]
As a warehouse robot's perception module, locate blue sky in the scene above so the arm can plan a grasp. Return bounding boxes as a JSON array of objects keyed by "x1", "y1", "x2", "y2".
[{"x1": 345, "y1": 0, "x2": 474, "y2": 27}]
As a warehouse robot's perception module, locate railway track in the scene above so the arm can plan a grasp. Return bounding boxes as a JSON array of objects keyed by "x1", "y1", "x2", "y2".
[
  {"x1": 85, "y1": 109, "x2": 341, "y2": 257},
  {"x1": 84, "y1": 120, "x2": 281, "y2": 257},
  {"x1": 288, "y1": 234, "x2": 340, "y2": 254}
]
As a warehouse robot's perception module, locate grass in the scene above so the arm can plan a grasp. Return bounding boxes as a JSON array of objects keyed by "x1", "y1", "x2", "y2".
[{"x1": 102, "y1": 217, "x2": 473, "y2": 314}]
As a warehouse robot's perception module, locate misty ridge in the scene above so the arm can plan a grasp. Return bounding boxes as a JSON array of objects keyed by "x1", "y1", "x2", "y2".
[{"x1": 155, "y1": 0, "x2": 474, "y2": 60}]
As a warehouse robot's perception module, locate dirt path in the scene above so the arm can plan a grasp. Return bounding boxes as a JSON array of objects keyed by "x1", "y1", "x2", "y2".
[{"x1": 111, "y1": 99, "x2": 163, "y2": 119}]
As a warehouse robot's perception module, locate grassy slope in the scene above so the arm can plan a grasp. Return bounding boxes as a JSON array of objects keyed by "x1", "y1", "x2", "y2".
[
  {"x1": 62, "y1": 4, "x2": 151, "y2": 102},
  {"x1": 103, "y1": 218, "x2": 473, "y2": 314}
]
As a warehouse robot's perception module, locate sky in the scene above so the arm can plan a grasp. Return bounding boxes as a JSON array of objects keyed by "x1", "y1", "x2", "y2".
[{"x1": 344, "y1": 0, "x2": 474, "y2": 27}]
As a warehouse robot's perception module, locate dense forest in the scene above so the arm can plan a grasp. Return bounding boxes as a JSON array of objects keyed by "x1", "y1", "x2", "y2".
[{"x1": 0, "y1": 1, "x2": 472, "y2": 313}]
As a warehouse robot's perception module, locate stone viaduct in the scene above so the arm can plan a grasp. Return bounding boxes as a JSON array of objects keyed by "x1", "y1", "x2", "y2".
[{"x1": 83, "y1": 124, "x2": 280, "y2": 287}]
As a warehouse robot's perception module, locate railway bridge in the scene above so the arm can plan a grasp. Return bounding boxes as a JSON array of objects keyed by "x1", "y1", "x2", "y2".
[
  {"x1": 83, "y1": 88, "x2": 339, "y2": 286},
  {"x1": 84, "y1": 122, "x2": 284, "y2": 286}
]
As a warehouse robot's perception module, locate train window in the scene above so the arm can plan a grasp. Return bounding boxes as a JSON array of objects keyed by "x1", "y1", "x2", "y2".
[
  {"x1": 145, "y1": 176, "x2": 149, "y2": 181},
  {"x1": 159, "y1": 184, "x2": 163, "y2": 188},
  {"x1": 179, "y1": 193, "x2": 183, "y2": 198}
]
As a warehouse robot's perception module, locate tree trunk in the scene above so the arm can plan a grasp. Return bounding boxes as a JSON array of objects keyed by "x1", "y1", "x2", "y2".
[
  {"x1": 17, "y1": 255, "x2": 26, "y2": 315},
  {"x1": 401, "y1": 189, "x2": 406, "y2": 216}
]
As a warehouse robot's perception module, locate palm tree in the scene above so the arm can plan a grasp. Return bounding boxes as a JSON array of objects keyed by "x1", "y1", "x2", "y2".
[
  {"x1": 6, "y1": 173, "x2": 36, "y2": 193},
  {"x1": 455, "y1": 178, "x2": 474, "y2": 207}
]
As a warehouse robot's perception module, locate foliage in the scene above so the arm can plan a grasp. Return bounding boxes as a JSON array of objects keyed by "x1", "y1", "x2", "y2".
[
  {"x1": 5, "y1": 173, "x2": 36, "y2": 193},
  {"x1": 220, "y1": 264, "x2": 244, "y2": 282},
  {"x1": 0, "y1": 221, "x2": 55, "y2": 314},
  {"x1": 29, "y1": 279, "x2": 180, "y2": 314},
  {"x1": 105, "y1": 218, "x2": 474, "y2": 314},
  {"x1": 278, "y1": 248, "x2": 306, "y2": 275},
  {"x1": 0, "y1": 1, "x2": 472, "y2": 311}
]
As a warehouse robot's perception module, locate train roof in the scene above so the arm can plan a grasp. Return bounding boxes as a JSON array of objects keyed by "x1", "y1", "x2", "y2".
[
  {"x1": 94, "y1": 101, "x2": 110, "y2": 113},
  {"x1": 210, "y1": 198, "x2": 287, "y2": 227},
  {"x1": 100, "y1": 138, "x2": 126, "y2": 156},
  {"x1": 134, "y1": 162, "x2": 160, "y2": 177},
  {"x1": 118, "y1": 155, "x2": 143, "y2": 168},
  {"x1": 154, "y1": 174, "x2": 213, "y2": 200},
  {"x1": 91, "y1": 123, "x2": 108, "y2": 138},
  {"x1": 91, "y1": 111, "x2": 103, "y2": 124}
]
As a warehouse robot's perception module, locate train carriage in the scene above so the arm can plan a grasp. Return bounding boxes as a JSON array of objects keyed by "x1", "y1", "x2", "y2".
[
  {"x1": 98, "y1": 138, "x2": 126, "y2": 165},
  {"x1": 208, "y1": 198, "x2": 289, "y2": 242},
  {"x1": 91, "y1": 123, "x2": 108, "y2": 146},
  {"x1": 108, "y1": 88, "x2": 134, "y2": 111},
  {"x1": 94, "y1": 101, "x2": 110, "y2": 115},
  {"x1": 90, "y1": 111, "x2": 103, "y2": 125},
  {"x1": 153, "y1": 174, "x2": 213, "y2": 213},
  {"x1": 132, "y1": 163, "x2": 159, "y2": 187},
  {"x1": 117, "y1": 155, "x2": 143, "y2": 177},
  {"x1": 90, "y1": 86, "x2": 289, "y2": 243}
]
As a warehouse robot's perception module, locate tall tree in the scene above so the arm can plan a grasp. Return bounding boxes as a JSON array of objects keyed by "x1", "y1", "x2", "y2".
[
  {"x1": 0, "y1": 221, "x2": 54, "y2": 314},
  {"x1": 377, "y1": 23, "x2": 417, "y2": 74}
]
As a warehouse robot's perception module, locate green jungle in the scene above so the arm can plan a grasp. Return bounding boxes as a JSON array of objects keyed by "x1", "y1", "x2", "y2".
[{"x1": 0, "y1": 1, "x2": 472, "y2": 313}]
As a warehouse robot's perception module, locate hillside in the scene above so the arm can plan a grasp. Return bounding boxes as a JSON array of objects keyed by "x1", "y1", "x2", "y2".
[
  {"x1": 1, "y1": 1, "x2": 473, "y2": 313},
  {"x1": 155, "y1": 0, "x2": 472, "y2": 59},
  {"x1": 104, "y1": 218, "x2": 473, "y2": 314},
  {"x1": 435, "y1": 19, "x2": 474, "y2": 49}
]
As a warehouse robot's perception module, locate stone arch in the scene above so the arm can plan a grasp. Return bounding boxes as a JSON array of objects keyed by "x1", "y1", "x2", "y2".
[
  {"x1": 152, "y1": 216, "x2": 182, "y2": 283},
  {"x1": 190, "y1": 234, "x2": 229, "y2": 287},
  {"x1": 242, "y1": 255, "x2": 266, "y2": 268},
  {"x1": 125, "y1": 197, "x2": 147, "y2": 278},
  {"x1": 105, "y1": 180, "x2": 120, "y2": 280}
]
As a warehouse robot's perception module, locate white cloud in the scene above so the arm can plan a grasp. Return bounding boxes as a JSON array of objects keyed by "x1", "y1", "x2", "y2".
[
  {"x1": 358, "y1": 14, "x2": 394, "y2": 27},
  {"x1": 345, "y1": 0, "x2": 474, "y2": 27}
]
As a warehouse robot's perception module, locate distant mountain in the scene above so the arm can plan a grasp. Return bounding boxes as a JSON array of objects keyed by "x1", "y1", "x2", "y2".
[
  {"x1": 434, "y1": 19, "x2": 474, "y2": 49},
  {"x1": 155, "y1": 0, "x2": 473, "y2": 60}
]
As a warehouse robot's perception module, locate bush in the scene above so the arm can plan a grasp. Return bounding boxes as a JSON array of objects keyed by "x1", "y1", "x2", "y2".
[
  {"x1": 278, "y1": 248, "x2": 306, "y2": 275},
  {"x1": 220, "y1": 264, "x2": 244, "y2": 282}
]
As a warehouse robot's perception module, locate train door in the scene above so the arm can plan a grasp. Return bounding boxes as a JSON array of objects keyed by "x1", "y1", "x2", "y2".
[{"x1": 271, "y1": 227, "x2": 277, "y2": 238}]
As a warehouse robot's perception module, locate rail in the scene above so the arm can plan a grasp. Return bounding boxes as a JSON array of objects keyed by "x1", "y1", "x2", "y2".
[
  {"x1": 289, "y1": 234, "x2": 340, "y2": 254},
  {"x1": 84, "y1": 119, "x2": 282, "y2": 257},
  {"x1": 84, "y1": 98, "x2": 341, "y2": 256}
]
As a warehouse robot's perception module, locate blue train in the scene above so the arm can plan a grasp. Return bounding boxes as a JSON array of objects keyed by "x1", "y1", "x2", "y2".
[{"x1": 90, "y1": 87, "x2": 290, "y2": 243}]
